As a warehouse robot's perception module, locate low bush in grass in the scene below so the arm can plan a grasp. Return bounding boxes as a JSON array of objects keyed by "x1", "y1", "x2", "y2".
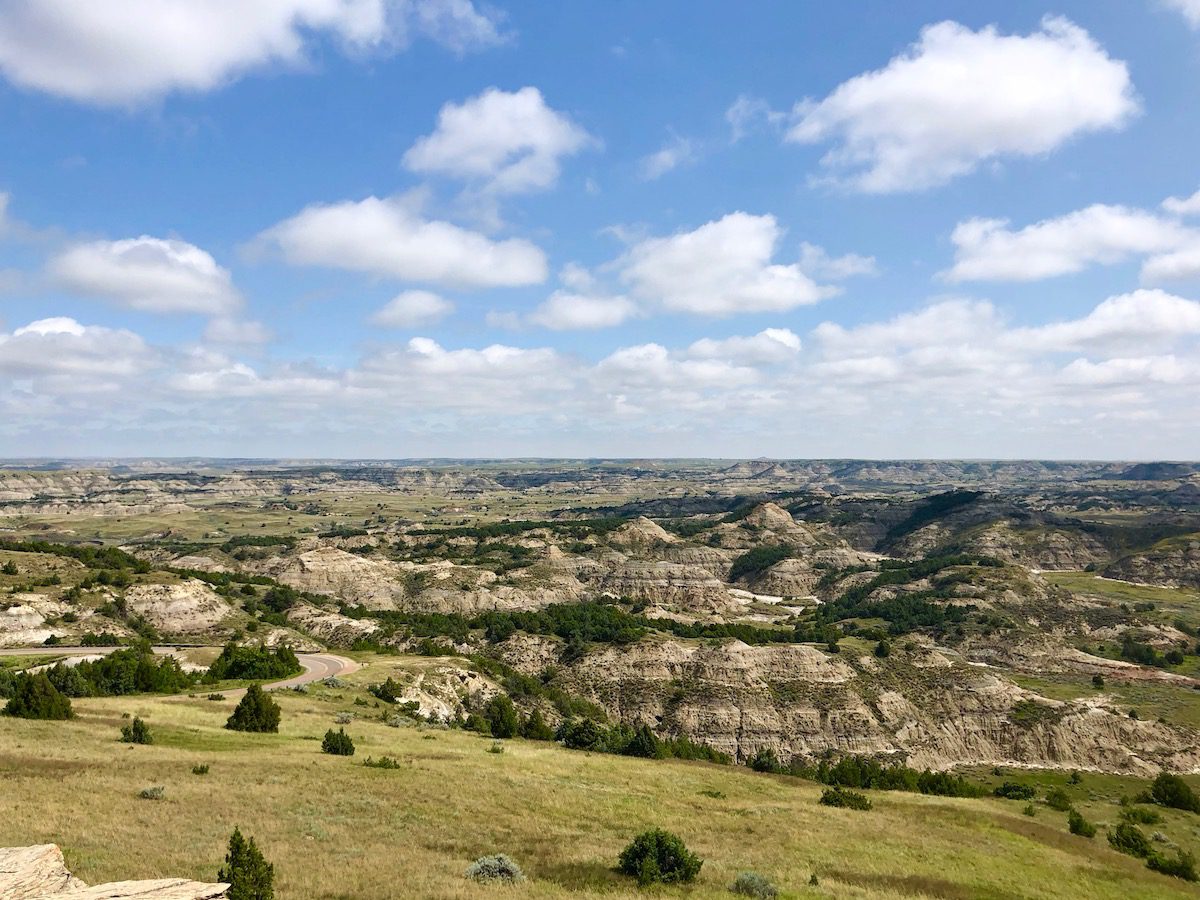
[
  {"x1": 1150, "y1": 773, "x2": 1200, "y2": 813},
  {"x1": 819, "y1": 787, "x2": 872, "y2": 810},
  {"x1": 120, "y1": 716, "x2": 153, "y2": 744},
  {"x1": 731, "y1": 871, "x2": 779, "y2": 898},
  {"x1": 464, "y1": 854, "x2": 525, "y2": 884},
  {"x1": 321, "y1": 728, "x2": 355, "y2": 756},
  {"x1": 193, "y1": 764, "x2": 210, "y2": 775},
  {"x1": 618, "y1": 829, "x2": 702, "y2": 886},
  {"x1": 1148, "y1": 850, "x2": 1199, "y2": 882},
  {"x1": 1067, "y1": 809, "x2": 1096, "y2": 837},
  {"x1": 1108, "y1": 823, "x2": 1151, "y2": 858},
  {"x1": 3, "y1": 672, "x2": 73, "y2": 719},
  {"x1": 1121, "y1": 806, "x2": 1162, "y2": 825},
  {"x1": 1045, "y1": 788, "x2": 1072, "y2": 811},
  {"x1": 993, "y1": 782, "x2": 1036, "y2": 801},
  {"x1": 218, "y1": 827, "x2": 274, "y2": 899},
  {"x1": 226, "y1": 685, "x2": 281, "y2": 733},
  {"x1": 139, "y1": 786, "x2": 164, "y2": 801},
  {"x1": 363, "y1": 755, "x2": 401, "y2": 770}
]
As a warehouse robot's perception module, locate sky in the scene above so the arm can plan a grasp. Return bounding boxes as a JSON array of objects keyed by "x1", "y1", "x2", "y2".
[{"x1": 1, "y1": 0, "x2": 1200, "y2": 460}]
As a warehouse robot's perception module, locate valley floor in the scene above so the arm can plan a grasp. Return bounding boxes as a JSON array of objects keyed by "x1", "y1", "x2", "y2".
[{"x1": 3, "y1": 655, "x2": 1198, "y2": 899}]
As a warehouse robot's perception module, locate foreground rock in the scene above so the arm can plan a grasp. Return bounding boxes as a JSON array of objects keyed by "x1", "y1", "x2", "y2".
[{"x1": 0, "y1": 844, "x2": 227, "y2": 899}]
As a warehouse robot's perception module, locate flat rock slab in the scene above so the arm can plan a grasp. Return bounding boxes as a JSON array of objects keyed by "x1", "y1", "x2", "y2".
[{"x1": 0, "y1": 845, "x2": 227, "y2": 899}]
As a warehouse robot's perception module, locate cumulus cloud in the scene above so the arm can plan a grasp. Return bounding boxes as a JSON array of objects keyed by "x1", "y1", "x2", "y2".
[
  {"x1": 529, "y1": 291, "x2": 637, "y2": 330},
  {"x1": 1163, "y1": 188, "x2": 1200, "y2": 216},
  {"x1": 798, "y1": 243, "x2": 878, "y2": 280},
  {"x1": 686, "y1": 328, "x2": 801, "y2": 364},
  {"x1": 370, "y1": 290, "x2": 454, "y2": 327},
  {"x1": 787, "y1": 17, "x2": 1137, "y2": 192},
  {"x1": 0, "y1": 317, "x2": 153, "y2": 376},
  {"x1": 203, "y1": 318, "x2": 273, "y2": 345},
  {"x1": 404, "y1": 87, "x2": 593, "y2": 196},
  {"x1": 49, "y1": 236, "x2": 241, "y2": 315},
  {"x1": 637, "y1": 135, "x2": 697, "y2": 180},
  {"x1": 618, "y1": 212, "x2": 836, "y2": 315},
  {"x1": 0, "y1": 0, "x2": 505, "y2": 105},
  {"x1": 1009, "y1": 289, "x2": 1200, "y2": 351},
  {"x1": 942, "y1": 205, "x2": 1192, "y2": 283},
  {"x1": 255, "y1": 194, "x2": 547, "y2": 288}
]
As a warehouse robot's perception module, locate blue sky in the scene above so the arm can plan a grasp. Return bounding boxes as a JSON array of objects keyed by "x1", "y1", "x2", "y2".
[{"x1": 1, "y1": 0, "x2": 1199, "y2": 458}]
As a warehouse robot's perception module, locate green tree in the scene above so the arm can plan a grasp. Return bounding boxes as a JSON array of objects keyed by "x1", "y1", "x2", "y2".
[
  {"x1": 1068, "y1": 809, "x2": 1096, "y2": 838},
  {"x1": 519, "y1": 708, "x2": 554, "y2": 741},
  {"x1": 225, "y1": 684, "x2": 280, "y2": 733},
  {"x1": 484, "y1": 694, "x2": 519, "y2": 739},
  {"x1": 120, "y1": 716, "x2": 153, "y2": 744},
  {"x1": 1151, "y1": 772, "x2": 1200, "y2": 813},
  {"x1": 3, "y1": 672, "x2": 73, "y2": 720},
  {"x1": 622, "y1": 723, "x2": 662, "y2": 759},
  {"x1": 217, "y1": 827, "x2": 274, "y2": 900}
]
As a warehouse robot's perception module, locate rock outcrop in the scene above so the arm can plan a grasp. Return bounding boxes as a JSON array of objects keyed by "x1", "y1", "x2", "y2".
[
  {"x1": 0, "y1": 844, "x2": 227, "y2": 899},
  {"x1": 124, "y1": 580, "x2": 236, "y2": 634}
]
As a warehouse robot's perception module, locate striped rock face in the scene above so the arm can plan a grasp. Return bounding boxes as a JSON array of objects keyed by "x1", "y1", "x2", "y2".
[{"x1": 0, "y1": 844, "x2": 228, "y2": 899}]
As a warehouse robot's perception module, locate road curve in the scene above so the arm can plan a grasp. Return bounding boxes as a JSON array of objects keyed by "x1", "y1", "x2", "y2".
[{"x1": 0, "y1": 645, "x2": 359, "y2": 696}]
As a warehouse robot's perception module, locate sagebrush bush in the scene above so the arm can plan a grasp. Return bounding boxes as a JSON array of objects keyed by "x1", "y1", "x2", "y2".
[
  {"x1": 226, "y1": 685, "x2": 280, "y2": 733},
  {"x1": 617, "y1": 829, "x2": 702, "y2": 886},
  {"x1": 1121, "y1": 806, "x2": 1162, "y2": 825},
  {"x1": 465, "y1": 854, "x2": 525, "y2": 883},
  {"x1": 363, "y1": 755, "x2": 401, "y2": 770},
  {"x1": 120, "y1": 716, "x2": 152, "y2": 744},
  {"x1": 193, "y1": 763, "x2": 210, "y2": 775},
  {"x1": 731, "y1": 871, "x2": 779, "y2": 898},
  {"x1": 321, "y1": 727, "x2": 355, "y2": 756},
  {"x1": 139, "y1": 785, "x2": 164, "y2": 801},
  {"x1": 1148, "y1": 849, "x2": 1199, "y2": 881},
  {"x1": 819, "y1": 787, "x2": 872, "y2": 810}
]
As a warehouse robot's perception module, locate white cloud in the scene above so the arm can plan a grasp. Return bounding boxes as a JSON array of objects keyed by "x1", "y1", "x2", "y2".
[
  {"x1": 204, "y1": 317, "x2": 273, "y2": 345},
  {"x1": 942, "y1": 205, "x2": 1195, "y2": 283},
  {"x1": 1010, "y1": 289, "x2": 1200, "y2": 351},
  {"x1": 49, "y1": 236, "x2": 241, "y2": 314},
  {"x1": 529, "y1": 291, "x2": 637, "y2": 330},
  {"x1": 637, "y1": 135, "x2": 697, "y2": 180},
  {"x1": 1061, "y1": 355, "x2": 1195, "y2": 386},
  {"x1": 371, "y1": 290, "x2": 454, "y2": 328},
  {"x1": 686, "y1": 328, "x2": 801, "y2": 364},
  {"x1": 618, "y1": 212, "x2": 835, "y2": 316},
  {"x1": 788, "y1": 17, "x2": 1137, "y2": 192},
  {"x1": 403, "y1": 87, "x2": 593, "y2": 196},
  {"x1": 0, "y1": 317, "x2": 153, "y2": 376},
  {"x1": 1163, "y1": 188, "x2": 1200, "y2": 216},
  {"x1": 256, "y1": 194, "x2": 547, "y2": 288},
  {"x1": 725, "y1": 94, "x2": 784, "y2": 142},
  {"x1": 1141, "y1": 243, "x2": 1200, "y2": 282},
  {"x1": 798, "y1": 242, "x2": 878, "y2": 280},
  {"x1": 0, "y1": 0, "x2": 505, "y2": 105},
  {"x1": 1164, "y1": 0, "x2": 1200, "y2": 28}
]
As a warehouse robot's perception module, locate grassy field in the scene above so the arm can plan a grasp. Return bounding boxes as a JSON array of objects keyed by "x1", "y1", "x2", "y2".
[
  {"x1": 1044, "y1": 571, "x2": 1200, "y2": 625},
  {"x1": 3, "y1": 657, "x2": 1200, "y2": 899}
]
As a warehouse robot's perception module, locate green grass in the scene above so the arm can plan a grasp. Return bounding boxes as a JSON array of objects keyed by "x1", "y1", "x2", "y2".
[{"x1": 1, "y1": 655, "x2": 1199, "y2": 899}]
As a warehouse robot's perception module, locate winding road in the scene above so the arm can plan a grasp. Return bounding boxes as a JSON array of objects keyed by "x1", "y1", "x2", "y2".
[{"x1": 0, "y1": 645, "x2": 359, "y2": 695}]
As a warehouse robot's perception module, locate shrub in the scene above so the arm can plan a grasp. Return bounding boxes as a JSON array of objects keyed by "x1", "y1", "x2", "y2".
[
  {"x1": 363, "y1": 755, "x2": 401, "y2": 770},
  {"x1": 1092, "y1": 674, "x2": 1105, "y2": 688},
  {"x1": 1045, "y1": 788, "x2": 1072, "y2": 811},
  {"x1": 120, "y1": 716, "x2": 153, "y2": 744},
  {"x1": 321, "y1": 728, "x2": 355, "y2": 756},
  {"x1": 1022, "y1": 803, "x2": 1036, "y2": 817},
  {"x1": 874, "y1": 639, "x2": 890, "y2": 658},
  {"x1": 465, "y1": 854, "x2": 525, "y2": 883},
  {"x1": 618, "y1": 829, "x2": 702, "y2": 886},
  {"x1": 731, "y1": 871, "x2": 779, "y2": 899},
  {"x1": 368, "y1": 677, "x2": 400, "y2": 703},
  {"x1": 1148, "y1": 850, "x2": 1199, "y2": 881},
  {"x1": 557, "y1": 717, "x2": 606, "y2": 750},
  {"x1": 819, "y1": 787, "x2": 872, "y2": 811},
  {"x1": 1150, "y1": 772, "x2": 1200, "y2": 813},
  {"x1": 206, "y1": 643, "x2": 300, "y2": 682},
  {"x1": 3, "y1": 672, "x2": 73, "y2": 720},
  {"x1": 1121, "y1": 806, "x2": 1162, "y2": 825},
  {"x1": 749, "y1": 747, "x2": 782, "y2": 773},
  {"x1": 519, "y1": 708, "x2": 554, "y2": 741},
  {"x1": 487, "y1": 741, "x2": 505, "y2": 754},
  {"x1": 139, "y1": 785, "x2": 164, "y2": 800},
  {"x1": 483, "y1": 694, "x2": 519, "y2": 739},
  {"x1": 622, "y1": 723, "x2": 662, "y2": 759},
  {"x1": 1, "y1": 561, "x2": 17, "y2": 575},
  {"x1": 193, "y1": 764, "x2": 210, "y2": 775},
  {"x1": 218, "y1": 827, "x2": 275, "y2": 900},
  {"x1": 225, "y1": 685, "x2": 281, "y2": 733},
  {"x1": 993, "y1": 782, "x2": 1036, "y2": 801},
  {"x1": 1068, "y1": 809, "x2": 1096, "y2": 837},
  {"x1": 1108, "y1": 822, "x2": 1152, "y2": 858}
]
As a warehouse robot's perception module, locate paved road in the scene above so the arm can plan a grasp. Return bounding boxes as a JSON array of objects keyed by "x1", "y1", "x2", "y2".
[{"x1": 0, "y1": 645, "x2": 359, "y2": 695}]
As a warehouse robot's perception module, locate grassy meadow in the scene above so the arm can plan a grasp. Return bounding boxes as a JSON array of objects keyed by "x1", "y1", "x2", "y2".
[{"x1": 3, "y1": 655, "x2": 1199, "y2": 899}]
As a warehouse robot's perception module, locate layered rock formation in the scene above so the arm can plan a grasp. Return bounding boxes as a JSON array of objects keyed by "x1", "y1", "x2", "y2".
[{"x1": 0, "y1": 844, "x2": 227, "y2": 899}]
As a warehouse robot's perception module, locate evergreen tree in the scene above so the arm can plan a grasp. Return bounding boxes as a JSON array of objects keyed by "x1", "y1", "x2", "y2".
[
  {"x1": 321, "y1": 727, "x2": 355, "y2": 756},
  {"x1": 225, "y1": 684, "x2": 281, "y2": 733},
  {"x1": 519, "y1": 708, "x2": 554, "y2": 741},
  {"x1": 484, "y1": 695, "x2": 519, "y2": 738},
  {"x1": 3, "y1": 672, "x2": 73, "y2": 720},
  {"x1": 217, "y1": 827, "x2": 274, "y2": 900},
  {"x1": 120, "y1": 716, "x2": 153, "y2": 744},
  {"x1": 623, "y1": 723, "x2": 662, "y2": 759}
]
